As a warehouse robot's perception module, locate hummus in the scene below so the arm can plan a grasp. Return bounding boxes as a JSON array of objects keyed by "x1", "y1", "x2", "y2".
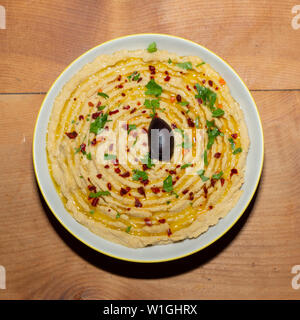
[{"x1": 47, "y1": 47, "x2": 249, "y2": 248}]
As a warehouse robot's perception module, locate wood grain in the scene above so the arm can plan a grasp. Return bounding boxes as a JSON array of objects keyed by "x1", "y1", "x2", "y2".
[
  {"x1": 0, "y1": 91, "x2": 299, "y2": 299},
  {"x1": 0, "y1": 0, "x2": 300, "y2": 92}
]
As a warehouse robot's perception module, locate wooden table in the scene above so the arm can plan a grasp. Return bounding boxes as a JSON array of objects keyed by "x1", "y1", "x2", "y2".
[{"x1": 0, "y1": 0, "x2": 299, "y2": 300}]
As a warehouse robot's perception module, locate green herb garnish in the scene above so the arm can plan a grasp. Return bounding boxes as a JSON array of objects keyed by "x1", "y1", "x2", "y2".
[
  {"x1": 195, "y1": 116, "x2": 200, "y2": 129},
  {"x1": 176, "y1": 62, "x2": 193, "y2": 70},
  {"x1": 197, "y1": 169, "x2": 209, "y2": 182},
  {"x1": 97, "y1": 105, "x2": 106, "y2": 111},
  {"x1": 163, "y1": 175, "x2": 173, "y2": 193},
  {"x1": 168, "y1": 58, "x2": 172, "y2": 64},
  {"x1": 104, "y1": 153, "x2": 116, "y2": 160},
  {"x1": 86, "y1": 152, "x2": 92, "y2": 160},
  {"x1": 207, "y1": 127, "x2": 221, "y2": 149},
  {"x1": 179, "y1": 101, "x2": 189, "y2": 106},
  {"x1": 204, "y1": 150, "x2": 208, "y2": 166},
  {"x1": 128, "y1": 71, "x2": 140, "y2": 81},
  {"x1": 195, "y1": 84, "x2": 216, "y2": 109},
  {"x1": 125, "y1": 225, "x2": 132, "y2": 233},
  {"x1": 89, "y1": 190, "x2": 111, "y2": 198},
  {"x1": 116, "y1": 212, "x2": 121, "y2": 219},
  {"x1": 147, "y1": 42, "x2": 157, "y2": 53},
  {"x1": 89, "y1": 210, "x2": 94, "y2": 214},
  {"x1": 233, "y1": 147, "x2": 242, "y2": 155},
  {"x1": 144, "y1": 99, "x2": 161, "y2": 118},
  {"x1": 181, "y1": 163, "x2": 192, "y2": 169},
  {"x1": 212, "y1": 171, "x2": 223, "y2": 180},
  {"x1": 97, "y1": 92, "x2": 109, "y2": 99},
  {"x1": 90, "y1": 113, "x2": 109, "y2": 134},
  {"x1": 228, "y1": 138, "x2": 235, "y2": 150},
  {"x1": 212, "y1": 108, "x2": 225, "y2": 118},
  {"x1": 145, "y1": 79, "x2": 163, "y2": 97},
  {"x1": 132, "y1": 170, "x2": 148, "y2": 181},
  {"x1": 196, "y1": 62, "x2": 205, "y2": 67},
  {"x1": 127, "y1": 124, "x2": 137, "y2": 134}
]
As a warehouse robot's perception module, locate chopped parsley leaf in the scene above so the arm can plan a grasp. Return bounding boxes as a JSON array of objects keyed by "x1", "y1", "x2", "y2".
[
  {"x1": 104, "y1": 153, "x2": 116, "y2": 160},
  {"x1": 176, "y1": 61, "x2": 193, "y2": 70},
  {"x1": 233, "y1": 147, "x2": 242, "y2": 155},
  {"x1": 127, "y1": 124, "x2": 137, "y2": 134},
  {"x1": 86, "y1": 152, "x2": 92, "y2": 160},
  {"x1": 196, "y1": 62, "x2": 205, "y2": 67},
  {"x1": 163, "y1": 175, "x2": 173, "y2": 193},
  {"x1": 197, "y1": 169, "x2": 209, "y2": 182},
  {"x1": 145, "y1": 79, "x2": 163, "y2": 97},
  {"x1": 147, "y1": 42, "x2": 157, "y2": 53},
  {"x1": 89, "y1": 190, "x2": 111, "y2": 198},
  {"x1": 132, "y1": 170, "x2": 148, "y2": 181},
  {"x1": 181, "y1": 163, "x2": 192, "y2": 169},
  {"x1": 90, "y1": 113, "x2": 109, "y2": 134},
  {"x1": 97, "y1": 92, "x2": 109, "y2": 99},
  {"x1": 125, "y1": 225, "x2": 132, "y2": 233},
  {"x1": 212, "y1": 171, "x2": 223, "y2": 180},
  {"x1": 144, "y1": 99, "x2": 161, "y2": 118}
]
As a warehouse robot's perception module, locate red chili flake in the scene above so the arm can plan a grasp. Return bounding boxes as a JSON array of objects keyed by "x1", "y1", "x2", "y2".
[
  {"x1": 91, "y1": 197, "x2": 99, "y2": 206},
  {"x1": 203, "y1": 185, "x2": 208, "y2": 198},
  {"x1": 91, "y1": 138, "x2": 97, "y2": 146},
  {"x1": 171, "y1": 123, "x2": 177, "y2": 129},
  {"x1": 151, "y1": 187, "x2": 160, "y2": 194},
  {"x1": 80, "y1": 143, "x2": 86, "y2": 153},
  {"x1": 211, "y1": 178, "x2": 216, "y2": 187},
  {"x1": 115, "y1": 168, "x2": 121, "y2": 174},
  {"x1": 88, "y1": 102, "x2": 94, "y2": 107},
  {"x1": 96, "y1": 174, "x2": 102, "y2": 179},
  {"x1": 121, "y1": 93, "x2": 126, "y2": 97},
  {"x1": 104, "y1": 165, "x2": 110, "y2": 169},
  {"x1": 209, "y1": 205, "x2": 213, "y2": 210},
  {"x1": 159, "y1": 218, "x2": 166, "y2": 223},
  {"x1": 142, "y1": 110, "x2": 146, "y2": 114},
  {"x1": 142, "y1": 127, "x2": 148, "y2": 134},
  {"x1": 197, "y1": 98, "x2": 203, "y2": 104},
  {"x1": 187, "y1": 118, "x2": 195, "y2": 128},
  {"x1": 144, "y1": 218, "x2": 152, "y2": 226},
  {"x1": 181, "y1": 111, "x2": 185, "y2": 116},
  {"x1": 214, "y1": 152, "x2": 221, "y2": 158},
  {"x1": 137, "y1": 101, "x2": 141, "y2": 106},
  {"x1": 105, "y1": 126, "x2": 109, "y2": 131},
  {"x1": 176, "y1": 94, "x2": 182, "y2": 102},
  {"x1": 165, "y1": 70, "x2": 169, "y2": 75},
  {"x1": 137, "y1": 77, "x2": 142, "y2": 83},
  {"x1": 182, "y1": 189, "x2": 189, "y2": 195},
  {"x1": 117, "y1": 75, "x2": 122, "y2": 81},
  {"x1": 176, "y1": 164, "x2": 181, "y2": 168},
  {"x1": 231, "y1": 133, "x2": 238, "y2": 139},
  {"x1": 189, "y1": 192, "x2": 194, "y2": 201},
  {"x1": 142, "y1": 164, "x2": 148, "y2": 171},
  {"x1": 208, "y1": 80, "x2": 213, "y2": 87},
  {"x1": 65, "y1": 131, "x2": 78, "y2": 139},
  {"x1": 215, "y1": 86, "x2": 219, "y2": 90},
  {"x1": 130, "y1": 108, "x2": 137, "y2": 114},
  {"x1": 149, "y1": 65, "x2": 156, "y2": 74},
  {"x1": 109, "y1": 110, "x2": 119, "y2": 115},
  {"x1": 186, "y1": 85, "x2": 191, "y2": 91},
  {"x1": 126, "y1": 186, "x2": 131, "y2": 192},
  {"x1": 120, "y1": 188, "x2": 128, "y2": 196},
  {"x1": 116, "y1": 84, "x2": 123, "y2": 89},
  {"x1": 141, "y1": 179, "x2": 149, "y2": 186},
  {"x1": 73, "y1": 98, "x2": 77, "y2": 101},
  {"x1": 87, "y1": 177, "x2": 92, "y2": 183},
  {"x1": 135, "y1": 197, "x2": 143, "y2": 208},
  {"x1": 123, "y1": 105, "x2": 130, "y2": 110},
  {"x1": 120, "y1": 171, "x2": 130, "y2": 178},
  {"x1": 193, "y1": 85, "x2": 197, "y2": 90},
  {"x1": 230, "y1": 168, "x2": 238, "y2": 178},
  {"x1": 79, "y1": 115, "x2": 84, "y2": 120},
  {"x1": 221, "y1": 178, "x2": 225, "y2": 186},
  {"x1": 164, "y1": 75, "x2": 171, "y2": 82},
  {"x1": 92, "y1": 112, "x2": 101, "y2": 119},
  {"x1": 169, "y1": 170, "x2": 176, "y2": 175},
  {"x1": 88, "y1": 185, "x2": 96, "y2": 192},
  {"x1": 107, "y1": 182, "x2": 112, "y2": 191},
  {"x1": 167, "y1": 228, "x2": 172, "y2": 236},
  {"x1": 137, "y1": 186, "x2": 146, "y2": 197},
  {"x1": 96, "y1": 101, "x2": 101, "y2": 107},
  {"x1": 113, "y1": 158, "x2": 119, "y2": 166}
]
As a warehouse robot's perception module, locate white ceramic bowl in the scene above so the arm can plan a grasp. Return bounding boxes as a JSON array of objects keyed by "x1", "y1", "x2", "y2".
[{"x1": 33, "y1": 34, "x2": 264, "y2": 263}]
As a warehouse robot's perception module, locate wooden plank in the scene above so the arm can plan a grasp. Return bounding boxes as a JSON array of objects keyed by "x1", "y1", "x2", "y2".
[
  {"x1": 0, "y1": 0, "x2": 300, "y2": 93},
  {"x1": 0, "y1": 91, "x2": 299, "y2": 299}
]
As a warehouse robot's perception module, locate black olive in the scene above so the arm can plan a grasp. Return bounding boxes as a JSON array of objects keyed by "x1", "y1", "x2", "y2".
[{"x1": 148, "y1": 117, "x2": 174, "y2": 161}]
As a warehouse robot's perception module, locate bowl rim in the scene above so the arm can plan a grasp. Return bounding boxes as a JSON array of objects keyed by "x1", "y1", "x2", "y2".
[{"x1": 32, "y1": 33, "x2": 264, "y2": 263}]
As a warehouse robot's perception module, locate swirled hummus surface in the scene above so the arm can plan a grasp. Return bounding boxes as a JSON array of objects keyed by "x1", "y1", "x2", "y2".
[{"x1": 47, "y1": 47, "x2": 249, "y2": 248}]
